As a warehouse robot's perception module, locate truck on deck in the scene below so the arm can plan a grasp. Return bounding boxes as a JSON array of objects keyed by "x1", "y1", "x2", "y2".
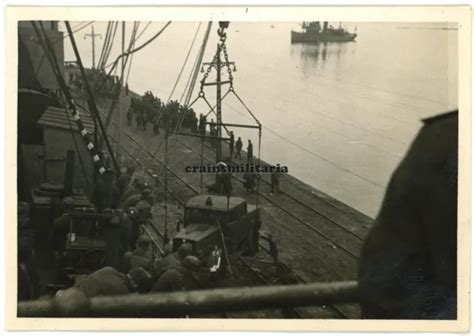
[{"x1": 172, "y1": 195, "x2": 262, "y2": 267}]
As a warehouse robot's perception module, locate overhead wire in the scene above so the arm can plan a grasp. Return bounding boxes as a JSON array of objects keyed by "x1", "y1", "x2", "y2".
[
  {"x1": 104, "y1": 21, "x2": 140, "y2": 130},
  {"x1": 167, "y1": 22, "x2": 202, "y2": 103},
  {"x1": 149, "y1": 22, "x2": 211, "y2": 157},
  {"x1": 34, "y1": 21, "x2": 95, "y2": 77},
  {"x1": 97, "y1": 22, "x2": 112, "y2": 70},
  {"x1": 96, "y1": 21, "x2": 171, "y2": 94},
  {"x1": 99, "y1": 22, "x2": 119, "y2": 70},
  {"x1": 135, "y1": 21, "x2": 152, "y2": 42},
  {"x1": 104, "y1": 21, "x2": 172, "y2": 75},
  {"x1": 184, "y1": 21, "x2": 213, "y2": 107}
]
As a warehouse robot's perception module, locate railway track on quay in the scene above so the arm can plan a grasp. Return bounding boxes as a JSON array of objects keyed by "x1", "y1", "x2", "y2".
[
  {"x1": 105, "y1": 123, "x2": 356, "y2": 318},
  {"x1": 107, "y1": 131, "x2": 312, "y2": 318}
]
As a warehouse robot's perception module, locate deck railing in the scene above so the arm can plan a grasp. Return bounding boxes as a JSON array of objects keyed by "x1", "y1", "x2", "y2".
[{"x1": 18, "y1": 281, "x2": 359, "y2": 317}]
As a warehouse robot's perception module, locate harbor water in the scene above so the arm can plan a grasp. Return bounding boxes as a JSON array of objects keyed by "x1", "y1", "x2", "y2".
[{"x1": 65, "y1": 21, "x2": 458, "y2": 218}]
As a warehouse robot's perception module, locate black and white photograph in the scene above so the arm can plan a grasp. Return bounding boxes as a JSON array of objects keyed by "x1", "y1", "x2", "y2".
[{"x1": 6, "y1": 5, "x2": 470, "y2": 332}]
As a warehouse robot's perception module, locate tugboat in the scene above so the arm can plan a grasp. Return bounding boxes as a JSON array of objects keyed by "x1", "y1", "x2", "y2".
[{"x1": 291, "y1": 21, "x2": 357, "y2": 43}]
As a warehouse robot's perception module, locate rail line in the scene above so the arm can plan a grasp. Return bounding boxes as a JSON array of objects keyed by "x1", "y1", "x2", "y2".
[
  {"x1": 107, "y1": 128, "x2": 353, "y2": 318},
  {"x1": 109, "y1": 138, "x2": 303, "y2": 317},
  {"x1": 167, "y1": 134, "x2": 363, "y2": 259},
  {"x1": 113, "y1": 126, "x2": 362, "y2": 259},
  {"x1": 183, "y1": 135, "x2": 368, "y2": 238}
]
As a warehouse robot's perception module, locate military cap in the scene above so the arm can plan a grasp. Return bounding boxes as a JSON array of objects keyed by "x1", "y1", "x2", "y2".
[
  {"x1": 142, "y1": 188, "x2": 153, "y2": 196},
  {"x1": 128, "y1": 267, "x2": 153, "y2": 293},
  {"x1": 137, "y1": 234, "x2": 151, "y2": 248},
  {"x1": 182, "y1": 255, "x2": 201, "y2": 271}
]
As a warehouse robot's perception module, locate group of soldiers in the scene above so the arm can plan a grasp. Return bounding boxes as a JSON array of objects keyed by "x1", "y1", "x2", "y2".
[
  {"x1": 17, "y1": 161, "x2": 207, "y2": 303},
  {"x1": 126, "y1": 92, "x2": 199, "y2": 136},
  {"x1": 68, "y1": 67, "x2": 125, "y2": 100},
  {"x1": 54, "y1": 164, "x2": 206, "y2": 300}
]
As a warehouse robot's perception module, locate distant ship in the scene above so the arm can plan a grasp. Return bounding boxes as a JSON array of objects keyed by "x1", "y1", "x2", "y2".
[{"x1": 291, "y1": 21, "x2": 357, "y2": 43}]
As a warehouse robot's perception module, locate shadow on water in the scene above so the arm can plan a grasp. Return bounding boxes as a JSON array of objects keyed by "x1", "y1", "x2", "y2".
[{"x1": 290, "y1": 42, "x2": 356, "y2": 76}]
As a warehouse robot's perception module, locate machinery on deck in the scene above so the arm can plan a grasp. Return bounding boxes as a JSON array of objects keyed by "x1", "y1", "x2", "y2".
[{"x1": 172, "y1": 194, "x2": 261, "y2": 274}]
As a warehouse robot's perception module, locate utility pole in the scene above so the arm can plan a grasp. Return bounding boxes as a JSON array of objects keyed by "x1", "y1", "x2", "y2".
[{"x1": 84, "y1": 25, "x2": 102, "y2": 69}]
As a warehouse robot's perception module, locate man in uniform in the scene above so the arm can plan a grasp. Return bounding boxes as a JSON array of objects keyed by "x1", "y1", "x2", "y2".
[
  {"x1": 136, "y1": 113, "x2": 142, "y2": 131},
  {"x1": 120, "y1": 178, "x2": 146, "y2": 205},
  {"x1": 92, "y1": 168, "x2": 115, "y2": 212},
  {"x1": 157, "y1": 242, "x2": 193, "y2": 277},
  {"x1": 243, "y1": 172, "x2": 256, "y2": 192},
  {"x1": 153, "y1": 114, "x2": 161, "y2": 135},
  {"x1": 142, "y1": 112, "x2": 148, "y2": 131},
  {"x1": 247, "y1": 139, "x2": 253, "y2": 165},
  {"x1": 56, "y1": 266, "x2": 153, "y2": 299},
  {"x1": 113, "y1": 165, "x2": 135, "y2": 207},
  {"x1": 228, "y1": 131, "x2": 235, "y2": 159},
  {"x1": 136, "y1": 198, "x2": 152, "y2": 221},
  {"x1": 121, "y1": 185, "x2": 153, "y2": 210},
  {"x1": 270, "y1": 171, "x2": 280, "y2": 195},
  {"x1": 121, "y1": 192, "x2": 143, "y2": 210},
  {"x1": 126, "y1": 107, "x2": 133, "y2": 127},
  {"x1": 102, "y1": 213, "x2": 125, "y2": 269},
  {"x1": 119, "y1": 207, "x2": 141, "y2": 252},
  {"x1": 123, "y1": 235, "x2": 155, "y2": 274},
  {"x1": 198, "y1": 113, "x2": 204, "y2": 134},
  {"x1": 358, "y1": 111, "x2": 458, "y2": 319},
  {"x1": 201, "y1": 116, "x2": 207, "y2": 135},
  {"x1": 235, "y1": 136, "x2": 243, "y2": 159},
  {"x1": 152, "y1": 255, "x2": 201, "y2": 292},
  {"x1": 141, "y1": 187, "x2": 155, "y2": 205}
]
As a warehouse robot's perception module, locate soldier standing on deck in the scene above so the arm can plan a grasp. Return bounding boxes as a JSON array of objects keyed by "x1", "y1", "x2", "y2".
[
  {"x1": 113, "y1": 165, "x2": 135, "y2": 207},
  {"x1": 235, "y1": 137, "x2": 243, "y2": 159},
  {"x1": 201, "y1": 115, "x2": 208, "y2": 135},
  {"x1": 135, "y1": 113, "x2": 141, "y2": 131},
  {"x1": 247, "y1": 139, "x2": 253, "y2": 164},
  {"x1": 270, "y1": 171, "x2": 280, "y2": 195},
  {"x1": 228, "y1": 131, "x2": 235, "y2": 159},
  {"x1": 102, "y1": 213, "x2": 124, "y2": 270},
  {"x1": 198, "y1": 113, "x2": 204, "y2": 134}
]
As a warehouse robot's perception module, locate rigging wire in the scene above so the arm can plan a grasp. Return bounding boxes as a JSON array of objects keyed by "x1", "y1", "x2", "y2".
[
  {"x1": 64, "y1": 20, "x2": 120, "y2": 173},
  {"x1": 223, "y1": 100, "x2": 385, "y2": 190},
  {"x1": 104, "y1": 21, "x2": 172, "y2": 74},
  {"x1": 178, "y1": 50, "x2": 201, "y2": 104},
  {"x1": 170, "y1": 22, "x2": 213, "y2": 135},
  {"x1": 149, "y1": 22, "x2": 212, "y2": 157},
  {"x1": 100, "y1": 22, "x2": 119, "y2": 70},
  {"x1": 184, "y1": 21, "x2": 213, "y2": 107},
  {"x1": 166, "y1": 22, "x2": 202, "y2": 103},
  {"x1": 97, "y1": 22, "x2": 112, "y2": 70},
  {"x1": 135, "y1": 21, "x2": 152, "y2": 42},
  {"x1": 34, "y1": 21, "x2": 96, "y2": 77},
  {"x1": 96, "y1": 21, "x2": 171, "y2": 94},
  {"x1": 104, "y1": 21, "x2": 140, "y2": 130}
]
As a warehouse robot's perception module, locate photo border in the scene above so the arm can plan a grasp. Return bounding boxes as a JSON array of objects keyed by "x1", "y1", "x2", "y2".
[{"x1": 5, "y1": 5, "x2": 471, "y2": 331}]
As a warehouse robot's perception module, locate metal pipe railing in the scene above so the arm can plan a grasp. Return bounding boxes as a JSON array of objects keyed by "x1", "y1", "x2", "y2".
[{"x1": 18, "y1": 281, "x2": 359, "y2": 317}]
